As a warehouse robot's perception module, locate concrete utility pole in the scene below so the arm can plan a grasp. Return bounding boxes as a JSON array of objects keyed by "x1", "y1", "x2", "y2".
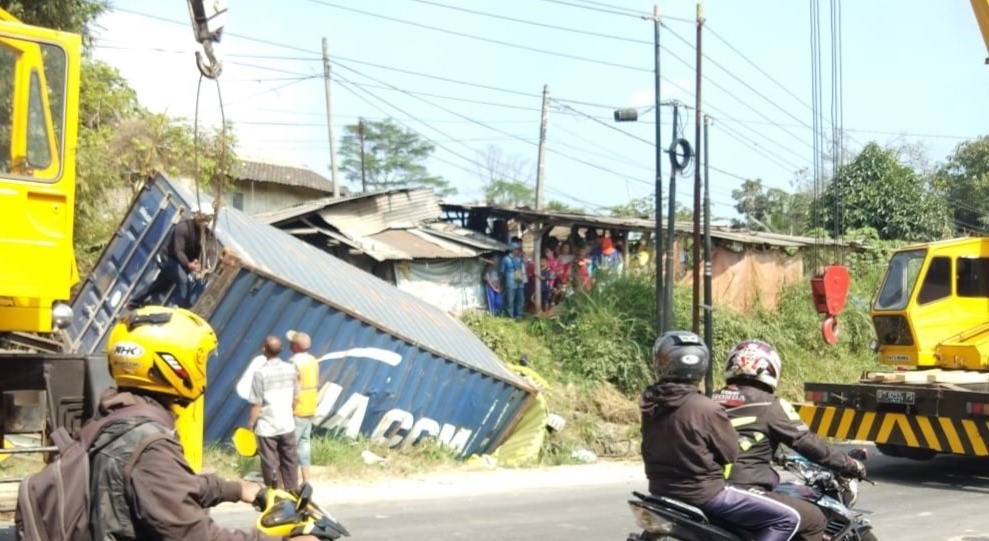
[
  {"x1": 692, "y1": 5, "x2": 704, "y2": 334},
  {"x1": 357, "y1": 118, "x2": 367, "y2": 192},
  {"x1": 653, "y1": 4, "x2": 665, "y2": 335},
  {"x1": 533, "y1": 85, "x2": 550, "y2": 312},
  {"x1": 322, "y1": 38, "x2": 341, "y2": 198},
  {"x1": 703, "y1": 114, "x2": 714, "y2": 395},
  {"x1": 534, "y1": 84, "x2": 549, "y2": 210}
]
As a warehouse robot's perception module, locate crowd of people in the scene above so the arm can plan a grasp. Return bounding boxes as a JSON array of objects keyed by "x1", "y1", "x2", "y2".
[{"x1": 484, "y1": 232, "x2": 652, "y2": 318}]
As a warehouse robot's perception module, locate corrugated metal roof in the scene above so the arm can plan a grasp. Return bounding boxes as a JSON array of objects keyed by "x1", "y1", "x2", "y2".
[
  {"x1": 374, "y1": 229, "x2": 480, "y2": 259},
  {"x1": 257, "y1": 189, "x2": 508, "y2": 261},
  {"x1": 236, "y1": 159, "x2": 339, "y2": 193},
  {"x1": 319, "y1": 189, "x2": 439, "y2": 235},
  {"x1": 442, "y1": 204, "x2": 851, "y2": 249}
]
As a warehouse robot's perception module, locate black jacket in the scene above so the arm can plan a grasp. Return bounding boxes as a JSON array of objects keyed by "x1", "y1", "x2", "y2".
[
  {"x1": 712, "y1": 382, "x2": 860, "y2": 490},
  {"x1": 640, "y1": 382, "x2": 738, "y2": 506},
  {"x1": 162, "y1": 219, "x2": 206, "y2": 271}
]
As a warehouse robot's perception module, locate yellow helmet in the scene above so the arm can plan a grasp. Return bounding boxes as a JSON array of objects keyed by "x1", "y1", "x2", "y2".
[{"x1": 106, "y1": 306, "x2": 217, "y2": 402}]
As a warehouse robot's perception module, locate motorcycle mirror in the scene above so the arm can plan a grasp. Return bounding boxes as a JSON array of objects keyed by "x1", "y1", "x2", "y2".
[
  {"x1": 231, "y1": 426, "x2": 258, "y2": 457},
  {"x1": 847, "y1": 447, "x2": 868, "y2": 461},
  {"x1": 296, "y1": 483, "x2": 313, "y2": 513}
]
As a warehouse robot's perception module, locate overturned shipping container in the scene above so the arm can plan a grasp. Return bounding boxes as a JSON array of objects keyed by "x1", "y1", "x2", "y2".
[{"x1": 67, "y1": 174, "x2": 536, "y2": 456}]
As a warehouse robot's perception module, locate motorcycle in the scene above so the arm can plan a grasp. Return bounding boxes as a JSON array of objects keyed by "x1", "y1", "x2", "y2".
[
  {"x1": 253, "y1": 482, "x2": 351, "y2": 540},
  {"x1": 625, "y1": 448, "x2": 876, "y2": 541},
  {"x1": 232, "y1": 426, "x2": 350, "y2": 539}
]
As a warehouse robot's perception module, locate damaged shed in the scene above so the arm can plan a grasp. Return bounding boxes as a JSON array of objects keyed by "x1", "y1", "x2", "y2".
[
  {"x1": 67, "y1": 174, "x2": 535, "y2": 456},
  {"x1": 259, "y1": 188, "x2": 509, "y2": 315}
]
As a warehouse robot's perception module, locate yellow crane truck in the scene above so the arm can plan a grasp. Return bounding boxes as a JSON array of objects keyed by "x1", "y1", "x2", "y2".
[
  {"x1": 0, "y1": 2, "x2": 224, "y2": 470},
  {"x1": 798, "y1": 1, "x2": 989, "y2": 460},
  {"x1": 801, "y1": 239, "x2": 989, "y2": 459}
]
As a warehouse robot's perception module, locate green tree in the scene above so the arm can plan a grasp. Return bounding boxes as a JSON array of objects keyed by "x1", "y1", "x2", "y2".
[
  {"x1": 545, "y1": 200, "x2": 585, "y2": 214},
  {"x1": 818, "y1": 142, "x2": 949, "y2": 241},
  {"x1": 0, "y1": 0, "x2": 107, "y2": 44},
  {"x1": 731, "y1": 178, "x2": 809, "y2": 234},
  {"x1": 609, "y1": 195, "x2": 653, "y2": 218},
  {"x1": 484, "y1": 178, "x2": 534, "y2": 207},
  {"x1": 340, "y1": 118, "x2": 454, "y2": 196},
  {"x1": 937, "y1": 135, "x2": 989, "y2": 233}
]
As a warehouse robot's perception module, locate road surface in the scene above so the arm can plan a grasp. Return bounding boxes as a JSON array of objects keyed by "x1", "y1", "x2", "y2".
[{"x1": 3, "y1": 445, "x2": 989, "y2": 539}]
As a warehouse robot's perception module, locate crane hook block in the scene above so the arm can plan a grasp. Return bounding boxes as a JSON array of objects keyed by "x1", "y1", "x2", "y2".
[
  {"x1": 821, "y1": 315, "x2": 840, "y2": 345},
  {"x1": 810, "y1": 265, "x2": 850, "y2": 316}
]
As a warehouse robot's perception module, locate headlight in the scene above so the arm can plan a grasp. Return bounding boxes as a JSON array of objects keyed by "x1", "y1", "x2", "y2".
[
  {"x1": 628, "y1": 502, "x2": 675, "y2": 534},
  {"x1": 52, "y1": 302, "x2": 73, "y2": 329}
]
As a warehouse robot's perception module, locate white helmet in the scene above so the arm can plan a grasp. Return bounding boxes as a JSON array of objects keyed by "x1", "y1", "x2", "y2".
[
  {"x1": 190, "y1": 202, "x2": 215, "y2": 221},
  {"x1": 724, "y1": 339, "x2": 782, "y2": 390}
]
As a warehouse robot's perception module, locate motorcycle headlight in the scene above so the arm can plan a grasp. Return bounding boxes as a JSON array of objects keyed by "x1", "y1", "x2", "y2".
[{"x1": 628, "y1": 502, "x2": 675, "y2": 534}]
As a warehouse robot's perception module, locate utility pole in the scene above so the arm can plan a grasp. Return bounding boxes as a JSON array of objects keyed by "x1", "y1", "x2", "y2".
[
  {"x1": 703, "y1": 114, "x2": 713, "y2": 395},
  {"x1": 692, "y1": 4, "x2": 704, "y2": 334},
  {"x1": 653, "y1": 4, "x2": 665, "y2": 335},
  {"x1": 533, "y1": 85, "x2": 550, "y2": 312},
  {"x1": 322, "y1": 38, "x2": 341, "y2": 198},
  {"x1": 664, "y1": 103, "x2": 678, "y2": 333},
  {"x1": 357, "y1": 118, "x2": 367, "y2": 192},
  {"x1": 535, "y1": 84, "x2": 549, "y2": 210}
]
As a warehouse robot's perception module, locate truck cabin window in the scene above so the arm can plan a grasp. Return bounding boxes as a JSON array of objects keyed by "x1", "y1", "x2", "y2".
[
  {"x1": 0, "y1": 37, "x2": 66, "y2": 181},
  {"x1": 874, "y1": 249, "x2": 926, "y2": 310},
  {"x1": 916, "y1": 257, "x2": 951, "y2": 304},
  {"x1": 957, "y1": 257, "x2": 989, "y2": 298}
]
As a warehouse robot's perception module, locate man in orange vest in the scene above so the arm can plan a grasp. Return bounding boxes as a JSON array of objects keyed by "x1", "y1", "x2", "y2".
[{"x1": 286, "y1": 330, "x2": 319, "y2": 484}]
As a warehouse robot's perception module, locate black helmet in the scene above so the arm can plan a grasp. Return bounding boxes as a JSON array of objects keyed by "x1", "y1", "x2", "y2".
[{"x1": 652, "y1": 331, "x2": 709, "y2": 383}]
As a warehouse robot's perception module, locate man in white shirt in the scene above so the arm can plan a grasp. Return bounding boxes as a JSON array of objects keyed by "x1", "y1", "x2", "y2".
[{"x1": 247, "y1": 335, "x2": 299, "y2": 490}]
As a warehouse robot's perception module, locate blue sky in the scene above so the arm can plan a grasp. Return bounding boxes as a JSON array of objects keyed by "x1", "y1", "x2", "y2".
[{"x1": 93, "y1": 1, "x2": 989, "y2": 218}]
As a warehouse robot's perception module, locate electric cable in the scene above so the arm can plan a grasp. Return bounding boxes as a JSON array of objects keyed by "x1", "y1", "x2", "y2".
[{"x1": 305, "y1": 0, "x2": 651, "y2": 74}]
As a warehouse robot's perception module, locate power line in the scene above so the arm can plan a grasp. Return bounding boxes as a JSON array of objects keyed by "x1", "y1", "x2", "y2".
[
  {"x1": 334, "y1": 59, "x2": 652, "y2": 188},
  {"x1": 409, "y1": 0, "x2": 651, "y2": 45},
  {"x1": 712, "y1": 120, "x2": 805, "y2": 173},
  {"x1": 334, "y1": 79, "x2": 542, "y2": 112},
  {"x1": 333, "y1": 77, "x2": 487, "y2": 183},
  {"x1": 304, "y1": 0, "x2": 651, "y2": 73},
  {"x1": 658, "y1": 24, "x2": 814, "y2": 153},
  {"x1": 538, "y1": 0, "x2": 648, "y2": 19},
  {"x1": 706, "y1": 25, "x2": 814, "y2": 114},
  {"x1": 335, "y1": 75, "x2": 502, "y2": 165}
]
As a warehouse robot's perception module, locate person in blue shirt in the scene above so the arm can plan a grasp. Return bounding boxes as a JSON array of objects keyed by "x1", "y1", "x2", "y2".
[{"x1": 500, "y1": 243, "x2": 525, "y2": 320}]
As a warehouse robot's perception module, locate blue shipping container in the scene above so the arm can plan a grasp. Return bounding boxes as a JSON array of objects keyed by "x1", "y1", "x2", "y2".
[{"x1": 68, "y1": 174, "x2": 536, "y2": 456}]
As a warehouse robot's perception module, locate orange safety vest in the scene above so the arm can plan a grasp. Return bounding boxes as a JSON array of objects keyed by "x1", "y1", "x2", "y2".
[{"x1": 292, "y1": 352, "x2": 319, "y2": 417}]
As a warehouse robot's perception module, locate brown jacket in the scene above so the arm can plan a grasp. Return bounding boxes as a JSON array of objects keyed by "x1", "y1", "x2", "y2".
[
  {"x1": 94, "y1": 389, "x2": 280, "y2": 541},
  {"x1": 640, "y1": 382, "x2": 738, "y2": 506}
]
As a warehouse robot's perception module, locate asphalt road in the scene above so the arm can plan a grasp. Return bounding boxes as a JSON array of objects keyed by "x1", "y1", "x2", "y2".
[
  {"x1": 4, "y1": 446, "x2": 989, "y2": 540},
  {"x1": 210, "y1": 448, "x2": 989, "y2": 541}
]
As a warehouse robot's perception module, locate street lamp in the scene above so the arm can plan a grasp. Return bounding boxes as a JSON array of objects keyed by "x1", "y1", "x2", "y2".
[{"x1": 614, "y1": 4, "x2": 666, "y2": 335}]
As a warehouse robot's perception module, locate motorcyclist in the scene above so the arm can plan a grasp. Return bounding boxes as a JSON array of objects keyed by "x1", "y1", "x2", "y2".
[
  {"x1": 97, "y1": 306, "x2": 320, "y2": 541},
  {"x1": 640, "y1": 331, "x2": 800, "y2": 541},
  {"x1": 712, "y1": 339, "x2": 868, "y2": 541}
]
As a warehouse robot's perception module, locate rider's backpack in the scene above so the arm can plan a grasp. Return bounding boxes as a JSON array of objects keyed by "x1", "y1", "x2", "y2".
[{"x1": 14, "y1": 403, "x2": 173, "y2": 541}]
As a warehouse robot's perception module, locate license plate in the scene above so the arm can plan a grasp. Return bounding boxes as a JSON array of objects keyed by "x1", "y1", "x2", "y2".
[{"x1": 876, "y1": 389, "x2": 916, "y2": 405}]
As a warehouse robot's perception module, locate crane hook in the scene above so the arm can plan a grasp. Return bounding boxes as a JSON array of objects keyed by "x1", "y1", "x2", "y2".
[
  {"x1": 196, "y1": 41, "x2": 222, "y2": 79},
  {"x1": 188, "y1": 0, "x2": 226, "y2": 79}
]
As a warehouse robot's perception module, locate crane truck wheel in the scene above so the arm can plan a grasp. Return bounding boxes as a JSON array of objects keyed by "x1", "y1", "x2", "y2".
[{"x1": 876, "y1": 443, "x2": 937, "y2": 461}]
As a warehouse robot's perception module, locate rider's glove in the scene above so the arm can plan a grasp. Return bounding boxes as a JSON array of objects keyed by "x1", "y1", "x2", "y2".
[{"x1": 846, "y1": 457, "x2": 866, "y2": 479}]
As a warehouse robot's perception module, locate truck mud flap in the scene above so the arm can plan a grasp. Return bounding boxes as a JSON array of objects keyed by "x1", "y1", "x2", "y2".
[{"x1": 797, "y1": 404, "x2": 989, "y2": 456}]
